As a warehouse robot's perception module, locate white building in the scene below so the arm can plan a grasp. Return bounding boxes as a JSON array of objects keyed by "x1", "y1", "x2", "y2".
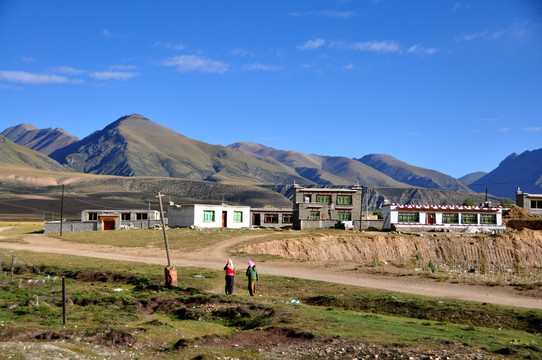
[
  {"x1": 382, "y1": 203, "x2": 506, "y2": 233},
  {"x1": 167, "y1": 204, "x2": 250, "y2": 229}
]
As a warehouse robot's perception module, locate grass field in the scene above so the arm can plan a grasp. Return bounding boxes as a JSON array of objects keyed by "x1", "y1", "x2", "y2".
[{"x1": 1, "y1": 224, "x2": 541, "y2": 359}]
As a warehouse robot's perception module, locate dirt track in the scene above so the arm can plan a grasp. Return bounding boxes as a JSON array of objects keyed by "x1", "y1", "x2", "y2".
[{"x1": 1, "y1": 228, "x2": 542, "y2": 310}]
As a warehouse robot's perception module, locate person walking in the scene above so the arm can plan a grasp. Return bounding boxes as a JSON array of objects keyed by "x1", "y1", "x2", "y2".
[
  {"x1": 246, "y1": 260, "x2": 259, "y2": 296},
  {"x1": 223, "y1": 259, "x2": 235, "y2": 295}
]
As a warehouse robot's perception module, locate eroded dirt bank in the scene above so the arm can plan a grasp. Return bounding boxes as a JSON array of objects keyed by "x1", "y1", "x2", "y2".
[{"x1": 240, "y1": 229, "x2": 542, "y2": 268}]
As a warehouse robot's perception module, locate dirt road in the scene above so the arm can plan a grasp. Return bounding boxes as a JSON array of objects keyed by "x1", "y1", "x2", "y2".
[{"x1": 2, "y1": 229, "x2": 542, "y2": 310}]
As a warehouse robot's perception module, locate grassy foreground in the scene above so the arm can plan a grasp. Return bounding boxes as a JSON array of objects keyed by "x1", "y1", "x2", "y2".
[{"x1": 0, "y1": 225, "x2": 541, "y2": 359}]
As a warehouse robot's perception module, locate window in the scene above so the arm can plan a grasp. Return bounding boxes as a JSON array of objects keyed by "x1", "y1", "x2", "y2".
[
  {"x1": 316, "y1": 195, "x2": 331, "y2": 204},
  {"x1": 398, "y1": 212, "x2": 419, "y2": 222},
  {"x1": 461, "y1": 214, "x2": 477, "y2": 224},
  {"x1": 203, "y1": 210, "x2": 215, "y2": 222},
  {"x1": 337, "y1": 195, "x2": 352, "y2": 205},
  {"x1": 234, "y1": 211, "x2": 243, "y2": 223},
  {"x1": 531, "y1": 200, "x2": 542, "y2": 209},
  {"x1": 136, "y1": 213, "x2": 148, "y2": 220},
  {"x1": 282, "y1": 214, "x2": 293, "y2": 223},
  {"x1": 304, "y1": 194, "x2": 311, "y2": 203},
  {"x1": 121, "y1": 213, "x2": 131, "y2": 221},
  {"x1": 442, "y1": 213, "x2": 458, "y2": 224},
  {"x1": 309, "y1": 211, "x2": 320, "y2": 220},
  {"x1": 264, "y1": 214, "x2": 278, "y2": 223},
  {"x1": 480, "y1": 214, "x2": 496, "y2": 224},
  {"x1": 88, "y1": 212, "x2": 98, "y2": 221},
  {"x1": 337, "y1": 211, "x2": 352, "y2": 221}
]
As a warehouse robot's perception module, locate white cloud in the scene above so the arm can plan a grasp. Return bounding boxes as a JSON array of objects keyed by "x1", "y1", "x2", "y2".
[
  {"x1": 0, "y1": 70, "x2": 70, "y2": 84},
  {"x1": 344, "y1": 63, "x2": 355, "y2": 70},
  {"x1": 53, "y1": 66, "x2": 85, "y2": 75},
  {"x1": 243, "y1": 63, "x2": 282, "y2": 72},
  {"x1": 22, "y1": 57, "x2": 36, "y2": 63},
  {"x1": 230, "y1": 48, "x2": 254, "y2": 57},
  {"x1": 407, "y1": 44, "x2": 437, "y2": 55},
  {"x1": 523, "y1": 127, "x2": 541, "y2": 132},
  {"x1": 288, "y1": 10, "x2": 354, "y2": 18},
  {"x1": 298, "y1": 38, "x2": 326, "y2": 50},
  {"x1": 90, "y1": 71, "x2": 138, "y2": 80},
  {"x1": 496, "y1": 128, "x2": 509, "y2": 132},
  {"x1": 459, "y1": 22, "x2": 527, "y2": 42},
  {"x1": 350, "y1": 41, "x2": 400, "y2": 53},
  {"x1": 154, "y1": 42, "x2": 185, "y2": 51},
  {"x1": 163, "y1": 55, "x2": 230, "y2": 73}
]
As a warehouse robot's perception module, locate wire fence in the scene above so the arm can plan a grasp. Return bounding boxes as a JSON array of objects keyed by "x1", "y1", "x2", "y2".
[{"x1": 0, "y1": 249, "x2": 67, "y2": 323}]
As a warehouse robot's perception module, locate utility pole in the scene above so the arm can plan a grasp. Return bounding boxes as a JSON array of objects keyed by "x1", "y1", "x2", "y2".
[
  {"x1": 157, "y1": 192, "x2": 177, "y2": 287},
  {"x1": 60, "y1": 185, "x2": 65, "y2": 237}
]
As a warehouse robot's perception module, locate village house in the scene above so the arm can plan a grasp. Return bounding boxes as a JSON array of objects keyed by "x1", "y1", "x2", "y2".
[
  {"x1": 250, "y1": 207, "x2": 293, "y2": 229},
  {"x1": 167, "y1": 203, "x2": 250, "y2": 229},
  {"x1": 44, "y1": 209, "x2": 163, "y2": 233},
  {"x1": 381, "y1": 202, "x2": 506, "y2": 233},
  {"x1": 292, "y1": 184, "x2": 364, "y2": 230},
  {"x1": 516, "y1": 188, "x2": 542, "y2": 216}
]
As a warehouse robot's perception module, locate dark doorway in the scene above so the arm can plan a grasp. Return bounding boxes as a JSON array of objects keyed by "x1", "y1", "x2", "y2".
[
  {"x1": 103, "y1": 220, "x2": 116, "y2": 230},
  {"x1": 253, "y1": 213, "x2": 261, "y2": 226},
  {"x1": 222, "y1": 211, "x2": 227, "y2": 228}
]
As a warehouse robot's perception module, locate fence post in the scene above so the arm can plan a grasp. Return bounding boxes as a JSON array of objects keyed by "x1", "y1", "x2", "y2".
[
  {"x1": 10, "y1": 255, "x2": 14, "y2": 282},
  {"x1": 62, "y1": 276, "x2": 66, "y2": 325}
]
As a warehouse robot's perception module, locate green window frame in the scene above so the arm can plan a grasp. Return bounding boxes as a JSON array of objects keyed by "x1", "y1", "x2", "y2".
[
  {"x1": 480, "y1": 214, "x2": 496, "y2": 224},
  {"x1": 233, "y1": 211, "x2": 243, "y2": 223},
  {"x1": 398, "y1": 212, "x2": 419, "y2": 223},
  {"x1": 264, "y1": 214, "x2": 278, "y2": 223},
  {"x1": 316, "y1": 195, "x2": 331, "y2": 204},
  {"x1": 461, "y1": 214, "x2": 477, "y2": 224},
  {"x1": 282, "y1": 214, "x2": 293, "y2": 223},
  {"x1": 309, "y1": 211, "x2": 320, "y2": 220},
  {"x1": 337, "y1": 211, "x2": 352, "y2": 221},
  {"x1": 337, "y1": 195, "x2": 352, "y2": 205},
  {"x1": 203, "y1": 210, "x2": 215, "y2": 222},
  {"x1": 442, "y1": 213, "x2": 458, "y2": 224}
]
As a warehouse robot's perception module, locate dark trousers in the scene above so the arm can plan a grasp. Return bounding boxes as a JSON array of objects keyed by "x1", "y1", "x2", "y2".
[{"x1": 225, "y1": 275, "x2": 234, "y2": 295}]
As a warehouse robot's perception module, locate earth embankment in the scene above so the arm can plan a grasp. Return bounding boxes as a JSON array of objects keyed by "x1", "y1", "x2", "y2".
[{"x1": 240, "y1": 229, "x2": 542, "y2": 269}]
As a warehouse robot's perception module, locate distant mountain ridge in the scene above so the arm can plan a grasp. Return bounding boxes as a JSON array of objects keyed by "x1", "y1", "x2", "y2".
[
  {"x1": 48, "y1": 114, "x2": 308, "y2": 184},
  {"x1": 469, "y1": 149, "x2": 542, "y2": 197},
  {"x1": 2, "y1": 114, "x2": 541, "y2": 199},
  {"x1": 1, "y1": 124, "x2": 79, "y2": 155},
  {"x1": 356, "y1": 154, "x2": 473, "y2": 193},
  {"x1": 228, "y1": 142, "x2": 410, "y2": 187}
]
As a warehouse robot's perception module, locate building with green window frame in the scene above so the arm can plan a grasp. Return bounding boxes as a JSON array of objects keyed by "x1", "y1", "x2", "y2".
[
  {"x1": 292, "y1": 184, "x2": 364, "y2": 230},
  {"x1": 167, "y1": 203, "x2": 250, "y2": 229},
  {"x1": 382, "y1": 202, "x2": 506, "y2": 233}
]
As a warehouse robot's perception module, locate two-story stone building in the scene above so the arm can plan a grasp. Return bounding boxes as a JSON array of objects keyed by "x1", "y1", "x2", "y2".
[{"x1": 292, "y1": 184, "x2": 363, "y2": 230}]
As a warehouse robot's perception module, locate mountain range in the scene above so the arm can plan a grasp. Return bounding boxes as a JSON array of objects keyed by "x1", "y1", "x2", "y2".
[{"x1": 2, "y1": 113, "x2": 541, "y2": 199}]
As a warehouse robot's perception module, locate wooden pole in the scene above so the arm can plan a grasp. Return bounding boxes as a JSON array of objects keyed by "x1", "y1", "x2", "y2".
[
  {"x1": 157, "y1": 192, "x2": 177, "y2": 287},
  {"x1": 157, "y1": 192, "x2": 171, "y2": 267},
  {"x1": 60, "y1": 184, "x2": 65, "y2": 237},
  {"x1": 62, "y1": 276, "x2": 66, "y2": 325}
]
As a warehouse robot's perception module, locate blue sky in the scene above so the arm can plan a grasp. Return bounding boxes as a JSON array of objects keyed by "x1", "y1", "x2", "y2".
[{"x1": 1, "y1": 0, "x2": 541, "y2": 178}]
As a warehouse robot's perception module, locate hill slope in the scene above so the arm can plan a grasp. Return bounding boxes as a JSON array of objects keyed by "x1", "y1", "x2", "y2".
[
  {"x1": 49, "y1": 114, "x2": 307, "y2": 184},
  {"x1": 357, "y1": 154, "x2": 472, "y2": 193},
  {"x1": 469, "y1": 149, "x2": 542, "y2": 197},
  {"x1": 0, "y1": 136, "x2": 69, "y2": 172},
  {"x1": 228, "y1": 142, "x2": 409, "y2": 187},
  {"x1": 1, "y1": 124, "x2": 79, "y2": 155}
]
